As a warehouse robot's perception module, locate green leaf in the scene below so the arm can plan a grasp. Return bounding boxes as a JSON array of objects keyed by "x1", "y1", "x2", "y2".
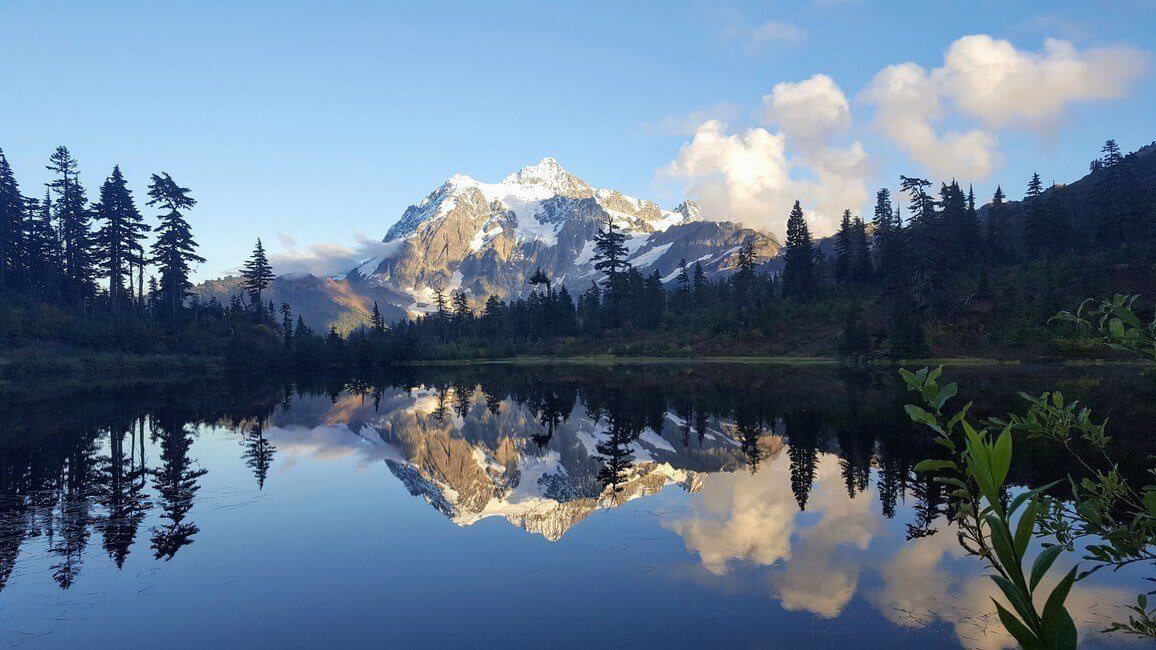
[
  {"x1": 993, "y1": 599, "x2": 1041, "y2": 649},
  {"x1": 1008, "y1": 481, "x2": 1061, "y2": 516},
  {"x1": 1041, "y1": 566, "x2": 1078, "y2": 649},
  {"x1": 1014, "y1": 498, "x2": 1038, "y2": 558},
  {"x1": 904, "y1": 405, "x2": 943, "y2": 433},
  {"x1": 933, "y1": 382, "x2": 958, "y2": 411},
  {"x1": 914, "y1": 459, "x2": 957, "y2": 473},
  {"x1": 992, "y1": 429, "x2": 1013, "y2": 488},
  {"x1": 1030, "y1": 545, "x2": 1063, "y2": 592},
  {"x1": 991, "y1": 575, "x2": 1037, "y2": 632}
]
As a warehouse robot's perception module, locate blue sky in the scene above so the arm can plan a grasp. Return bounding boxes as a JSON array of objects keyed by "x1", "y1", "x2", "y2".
[{"x1": 1, "y1": 1, "x2": 1152, "y2": 280}]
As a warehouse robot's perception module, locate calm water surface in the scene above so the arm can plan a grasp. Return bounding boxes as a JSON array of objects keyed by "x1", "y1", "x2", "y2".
[{"x1": 1, "y1": 364, "x2": 1153, "y2": 648}]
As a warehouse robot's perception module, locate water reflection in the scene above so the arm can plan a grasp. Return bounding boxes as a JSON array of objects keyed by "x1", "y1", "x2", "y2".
[{"x1": 1, "y1": 365, "x2": 1152, "y2": 647}]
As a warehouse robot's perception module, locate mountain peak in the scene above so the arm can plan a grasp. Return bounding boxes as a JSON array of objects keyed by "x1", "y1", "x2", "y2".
[{"x1": 503, "y1": 157, "x2": 593, "y2": 198}]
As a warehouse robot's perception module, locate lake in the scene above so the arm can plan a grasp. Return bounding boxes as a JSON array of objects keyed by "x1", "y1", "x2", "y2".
[{"x1": 1, "y1": 363, "x2": 1153, "y2": 648}]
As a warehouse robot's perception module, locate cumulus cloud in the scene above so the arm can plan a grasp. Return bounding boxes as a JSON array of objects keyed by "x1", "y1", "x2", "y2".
[
  {"x1": 938, "y1": 35, "x2": 1147, "y2": 129},
  {"x1": 658, "y1": 74, "x2": 870, "y2": 238},
  {"x1": 269, "y1": 231, "x2": 402, "y2": 277},
  {"x1": 863, "y1": 35, "x2": 1146, "y2": 180},
  {"x1": 861, "y1": 62, "x2": 999, "y2": 179}
]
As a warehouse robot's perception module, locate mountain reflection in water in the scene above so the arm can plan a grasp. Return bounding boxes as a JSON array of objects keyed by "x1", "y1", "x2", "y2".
[{"x1": 1, "y1": 364, "x2": 1152, "y2": 648}]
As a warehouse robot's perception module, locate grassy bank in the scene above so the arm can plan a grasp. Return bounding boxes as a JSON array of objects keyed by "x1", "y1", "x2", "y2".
[{"x1": 0, "y1": 345, "x2": 224, "y2": 399}]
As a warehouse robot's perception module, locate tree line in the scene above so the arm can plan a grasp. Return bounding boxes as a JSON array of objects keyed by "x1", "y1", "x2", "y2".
[{"x1": 3, "y1": 139, "x2": 1152, "y2": 364}]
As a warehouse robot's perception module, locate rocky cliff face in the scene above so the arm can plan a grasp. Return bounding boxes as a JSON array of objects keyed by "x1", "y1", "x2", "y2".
[{"x1": 200, "y1": 158, "x2": 779, "y2": 332}]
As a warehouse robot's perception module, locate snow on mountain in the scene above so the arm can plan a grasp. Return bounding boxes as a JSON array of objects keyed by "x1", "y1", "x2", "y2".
[
  {"x1": 205, "y1": 157, "x2": 780, "y2": 332},
  {"x1": 347, "y1": 157, "x2": 780, "y2": 320},
  {"x1": 266, "y1": 388, "x2": 758, "y2": 541}
]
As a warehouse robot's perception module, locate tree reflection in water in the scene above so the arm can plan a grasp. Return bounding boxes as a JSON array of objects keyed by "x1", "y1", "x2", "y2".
[{"x1": 1, "y1": 364, "x2": 1154, "y2": 646}]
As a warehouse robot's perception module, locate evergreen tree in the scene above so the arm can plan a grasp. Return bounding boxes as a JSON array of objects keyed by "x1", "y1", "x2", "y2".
[
  {"x1": 370, "y1": 301, "x2": 385, "y2": 333},
  {"x1": 986, "y1": 185, "x2": 1011, "y2": 261},
  {"x1": 22, "y1": 190, "x2": 62, "y2": 298},
  {"x1": 872, "y1": 188, "x2": 900, "y2": 278},
  {"x1": 592, "y1": 213, "x2": 630, "y2": 323},
  {"x1": 240, "y1": 239, "x2": 274, "y2": 308},
  {"x1": 692, "y1": 261, "x2": 706, "y2": 305},
  {"x1": 732, "y1": 239, "x2": 757, "y2": 305},
  {"x1": 94, "y1": 166, "x2": 149, "y2": 311},
  {"x1": 147, "y1": 173, "x2": 203, "y2": 321},
  {"x1": 848, "y1": 215, "x2": 872, "y2": 282},
  {"x1": 47, "y1": 146, "x2": 96, "y2": 303},
  {"x1": 1022, "y1": 172, "x2": 1046, "y2": 257},
  {"x1": 673, "y1": 258, "x2": 690, "y2": 308},
  {"x1": 281, "y1": 303, "x2": 294, "y2": 342},
  {"x1": 834, "y1": 209, "x2": 853, "y2": 281},
  {"x1": 0, "y1": 148, "x2": 22, "y2": 289},
  {"x1": 782, "y1": 200, "x2": 815, "y2": 299}
]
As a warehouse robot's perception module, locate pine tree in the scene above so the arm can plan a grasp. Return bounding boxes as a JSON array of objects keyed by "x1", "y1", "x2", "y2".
[
  {"x1": 0, "y1": 148, "x2": 22, "y2": 289},
  {"x1": 147, "y1": 173, "x2": 203, "y2": 321},
  {"x1": 47, "y1": 146, "x2": 96, "y2": 304},
  {"x1": 1022, "y1": 172, "x2": 1046, "y2": 258},
  {"x1": 849, "y1": 216, "x2": 871, "y2": 282},
  {"x1": 23, "y1": 190, "x2": 63, "y2": 298},
  {"x1": 592, "y1": 213, "x2": 631, "y2": 324},
  {"x1": 692, "y1": 261, "x2": 706, "y2": 305},
  {"x1": 987, "y1": 185, "x2": 1011, "y2": 261},
  {"x1": 782, "y1": 200, "x2": 815, "y2": 299},
  {"x1": 871, "y1": 188, "x2": 899, "y2": 278},
  {"x1": 281, "y1": 303, "x2": 294, "y2": 342},
  {"x1": 240, "y1": 239, "x2": 274, "y2": 308},
  {"x1": 94, "y1": 166, "x2": 149, "y2": 310},
  {"x1": 834, "y1": 209, "x2": 853, "y2": 281},
  {"x1": 673, "y1": 258, "x2": 690, "y2": 307},
  {"x1": 732, "y1": 239, "x2": 757, "y2": 305},
  {"x1": 370, "y1": 301, "x2": 385, "y2": 333},
  {"x1": 1101, "y1": 139, "x2": 1123, "y2": 168}
]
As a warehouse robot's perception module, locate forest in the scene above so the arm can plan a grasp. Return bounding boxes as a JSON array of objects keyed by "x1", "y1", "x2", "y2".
[{"x1": 1, "y1": 139, "x2": 1154, "y2": 370}]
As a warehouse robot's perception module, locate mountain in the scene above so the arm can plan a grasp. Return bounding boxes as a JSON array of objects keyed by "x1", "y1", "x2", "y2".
[
  {"x1": 200, "y1": 158, "x2": 778, "y2": 332},
  {"x1": 266, "y1": 387, "x2": 771, "y2": 541}
]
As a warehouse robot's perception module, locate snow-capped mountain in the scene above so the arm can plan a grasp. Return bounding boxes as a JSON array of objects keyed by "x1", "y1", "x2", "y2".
[
  {"x1": 202, "y1": 158, "x2": 779, "y2": 331},
  {"x1": 265, "y1": 387, "x2": 770, "y2": 541},
  {"x1": 342, "y1": 157, "x2": 778, "y2": 319}
]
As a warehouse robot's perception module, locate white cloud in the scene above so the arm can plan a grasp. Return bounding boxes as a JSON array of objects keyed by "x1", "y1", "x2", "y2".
[
  {"x1": 762, "y1": 74, "x2": 851, "y2": 150},
  {"x1": 937, "y1": 35, "x2": 1146, "y2": 129},
  {"x1": 861, "y1": 62, "x2": 999, "y2": 179},
  {"x1": 862, "y1": 35, "x2": 1146, "y2": 180},
  {"x1": 269, "y1": 231, "x2": 400, "y2": 277},
  {"x1": 747, "y1": 20, "x2": 808, "y2": 46},
  {"x1": 658, "y1": 74, "x2": 870, "y2": 238}
]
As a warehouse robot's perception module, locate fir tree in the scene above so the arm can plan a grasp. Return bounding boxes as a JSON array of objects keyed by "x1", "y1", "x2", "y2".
[
  {"x1": 592, "y1": 213, "x2": 631, "y2": 323},
  {"x1": 94, "y1": 166, "x2": 150, "y2": 310},
  {"x1": 1022, "y1": 172, "x2": 1046, "y2": 258},
  {"x1": 147, "y1": 173, "x2": 203, "y2": 321},
  {"x1": 240, "y1": 239, "x2": 274, "y2": 308},
  {"x1": 872, "y1": 188, "x2": 900, "y2": 279},
  {"x1": 47, "y1": 146, "x2": 96, "y2": 303},
  {"x1": 849, "y1": 215, "x2": 872, "y2": 282},
  {"x1": 370, "y1": 301, "x2": 385, "y2": 333},
  {"x1": 692, "y1": 260, "x2": 706, "y2": 305},
  {"x1": 834, "y1": 209, "x2": 853, "y2": 281},
  {"x1": 22, "y1": 190, "x2": 62, "y2": 298},
  {"x1": 0, "y1": 148, "x2": 22, "y2": 289},
  {"x1": 782, "y1": 200, "x2": 815, "y2": 299},
  {"x1": 732, "y1": 239, "x2": 757, "y2": 305},
  {"x1": 281, "y1": 303, "x2": 294, "y2": 342},
  {"x1": 986, "y1": 185, "x2": 1011, "y2": 261}
]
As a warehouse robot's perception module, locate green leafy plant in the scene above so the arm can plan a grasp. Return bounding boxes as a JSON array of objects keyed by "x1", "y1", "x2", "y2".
[
  {"x1": 904, "y1": 296, "x2": 1156, "y2": 646},
  {"x1": 903, "y1": 367, "x2": 1078, "y2": 648}
]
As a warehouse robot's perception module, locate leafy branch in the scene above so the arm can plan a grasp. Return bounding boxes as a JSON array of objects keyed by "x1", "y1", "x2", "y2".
[{"x1": 903, "y1": 367, "x2": 1077, "y2": 648}]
